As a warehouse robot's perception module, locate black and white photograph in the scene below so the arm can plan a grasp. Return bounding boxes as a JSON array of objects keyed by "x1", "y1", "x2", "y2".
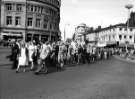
[{"x1": 0, "y1": 0, "x2": 135, "y2": 99}]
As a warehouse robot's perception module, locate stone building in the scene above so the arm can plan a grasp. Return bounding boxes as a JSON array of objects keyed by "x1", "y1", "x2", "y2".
[
  {"x1": 0, "y1": 0, "x2": 61, "y2": 42},
  {"x1": 86, "y1": 24, "x2": 135, "y2": 47}
]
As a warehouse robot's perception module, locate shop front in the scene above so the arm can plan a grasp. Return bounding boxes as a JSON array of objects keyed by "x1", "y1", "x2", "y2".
[{"x1": 1, "y1": 31, "x2": 23, "y2": 41}]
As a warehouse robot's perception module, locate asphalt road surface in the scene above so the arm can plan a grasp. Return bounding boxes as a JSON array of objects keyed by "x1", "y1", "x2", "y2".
[{"x1": 0, "y1": 48, "x2": 135, "y2": 99}]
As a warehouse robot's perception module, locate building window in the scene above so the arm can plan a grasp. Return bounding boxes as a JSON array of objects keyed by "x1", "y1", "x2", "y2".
[
  {"x1": 129, "y1": 35, "x2": 132, "y2": 39},
  {"x1": 43, "y1": 23, "x2": 47, "y2": 29},
  {"x1": 119, "y1": 35, "x2": 122, "y2": 40},
  {"x1": 124, "y1": 28, "x2": 127, "y2": 31},
  {"x1": 43, "y1": 18, "x2": 48, "y2": 29},
  {"x1": 35, "y1": 6, "x2": 37, "y2": 12},
  {"x1": 30, "y1": 5, "x2": 34, "y2": 12},
  {"x1": 35, "y1": 19, "x2": 41, "y2": 27},
  {"x1": 27, "y1": 5, "x2": 30, "y2": 11},
  {"x1": 109, "y1": 35, "x2": 111, "y2": 41},
  {"x1": 15, "y1": 16, "x2": 21, "y2": 25},
  {"x1": 113, "y1": 35, "x2": 115, "y2": 39},
  {"x1": 27, "y1": 18, "x2": 33, "y2": 26},
  {"x1": 50, "y1": 24, "x2": 52, "y2": 29},
  {"x1": 6, "y1": 3, "x2": 12, "y2": 11},
  {"x1": 119, "y1": 28, "x2": 122, "y2": 31},
  {"x1": 124, "y1": 35, "x2": 127, "y2": 39},
  {"x1": 38, "y1": 7, "x2": 41, "y2": 13},
  {"x1": 41, "y1": 7, "x2": 43, "y2": 13},
  {"x1": 16, "y1": 4, "x2": 22, "y2": 11},
  {"x1": 130, "y1": 28, "x2": 133, "y2": 32},
  {"x1": 6, "y1": 16, "x2": 12, "y2": 25}
]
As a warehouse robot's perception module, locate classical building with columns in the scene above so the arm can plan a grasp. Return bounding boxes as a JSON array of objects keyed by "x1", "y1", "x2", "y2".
[{"x1": 0, "y1": 0, "x2": 61, "y2": 42}]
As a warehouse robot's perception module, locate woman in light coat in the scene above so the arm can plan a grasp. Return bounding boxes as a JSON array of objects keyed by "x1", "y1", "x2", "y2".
[{"x1": 16, "y1": 41, "x2": 28, "y2": 73}]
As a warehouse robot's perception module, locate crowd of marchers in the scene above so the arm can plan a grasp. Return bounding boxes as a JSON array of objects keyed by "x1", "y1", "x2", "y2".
[{"x1": 9, "y1": 40, "x2": 122, "y2": 74}]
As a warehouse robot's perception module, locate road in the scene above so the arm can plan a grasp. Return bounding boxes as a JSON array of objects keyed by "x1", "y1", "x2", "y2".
[{"x1": 0, "y1": 48, "x2": 135, "y2": 99}]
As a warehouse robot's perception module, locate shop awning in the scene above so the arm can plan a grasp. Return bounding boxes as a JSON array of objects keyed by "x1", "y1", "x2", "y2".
[{"x1": 96, "y1": 42, "x2": 106, "y2": 47}]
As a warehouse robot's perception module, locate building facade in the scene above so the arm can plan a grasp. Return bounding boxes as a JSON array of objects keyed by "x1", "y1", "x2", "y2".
[
  {"x1": 86, "y1": 24, "x2": 135, "y2": 47},
  {"x1": 0, "y1": 0, "x2": 61, "y2": 42}
]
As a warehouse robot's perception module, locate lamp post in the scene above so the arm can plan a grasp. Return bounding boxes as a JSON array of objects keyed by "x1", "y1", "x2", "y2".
[
  {"x1": 49, "y1": 23, "x2": 52, "y2": 42},
  {"x1": 25, "y1": 0, "x2": 27, "y2": 42},
  {"x1": 125, "y1": 4, "x2": 133, "y2": 51},
  {"x1": 0, "y1": 0, "x2": 1, "y2": 40},
  {"x1": 125, "y1": 4, "x2": 133, "y2": 29},
  {"x1": 64, "y1": 24, "x2": 70, "y2": 41}
]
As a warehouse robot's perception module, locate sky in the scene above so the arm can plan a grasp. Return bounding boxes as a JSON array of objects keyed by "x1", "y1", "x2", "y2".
[{"x1": 60, "y1": 0, "x2": 135, "y2": 40}]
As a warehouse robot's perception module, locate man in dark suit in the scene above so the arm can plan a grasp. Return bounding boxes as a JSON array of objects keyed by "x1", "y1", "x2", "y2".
[{"x1": 11, "y1": 41, "x2": 20, "y2": 69}]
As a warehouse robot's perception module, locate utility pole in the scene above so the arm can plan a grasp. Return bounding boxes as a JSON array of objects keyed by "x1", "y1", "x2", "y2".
[
  {"x1": 25, "y1": 0, "x2": 27, "y2": 42},
  {"x1": 49, "y1": 20, "x2": 52, "y2": 42}
]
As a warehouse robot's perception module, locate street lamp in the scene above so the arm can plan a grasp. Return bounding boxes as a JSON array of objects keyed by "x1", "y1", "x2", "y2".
[
  {"x1": 125, "y1": 4, "x2": 133, "y2": 51},
  {"x1": 25, "y1": 0, "x2": 27, "y2": 42},
  {"x1": 64, "y1": 24, "x2": 70, "y2": 41},
  {"x1": 0, "y1": 0, "x2": 1, "y2": 40},
  {"x1": 125, "y1": 4, "x2": 133, "y2": 28}
]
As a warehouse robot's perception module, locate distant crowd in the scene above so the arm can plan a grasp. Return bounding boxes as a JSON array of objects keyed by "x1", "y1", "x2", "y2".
[{"x1": 9, "y1": 39, "x2": 130, "y2": 74}]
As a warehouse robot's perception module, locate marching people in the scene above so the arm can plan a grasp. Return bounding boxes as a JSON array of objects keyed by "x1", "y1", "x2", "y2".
[
  {"x1": 8, "y1": 39, "x2": 116, "y2": 74},
  {"x1": 58, "y1": 42, "x2": 66, "y2": 70},
  {"x1": 35, "y1": 41, "x2": 50, "y2": 74},
  {"x1": 27, "y1": 41, "x2": 35, "y2": 70},
  {"x1": 16, "y1": 41, "x2": 29, "y2": 73}
]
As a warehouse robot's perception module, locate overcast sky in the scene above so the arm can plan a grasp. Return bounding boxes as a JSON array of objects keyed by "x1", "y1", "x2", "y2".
[{"x1": 59, "y1": 0, "x2": 135, "y2": 39}]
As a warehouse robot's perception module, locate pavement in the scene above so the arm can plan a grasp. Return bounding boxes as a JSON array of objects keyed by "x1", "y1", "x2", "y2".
[{"x1": 1, "y1": 49, "x2": 135, "y2": 99}]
